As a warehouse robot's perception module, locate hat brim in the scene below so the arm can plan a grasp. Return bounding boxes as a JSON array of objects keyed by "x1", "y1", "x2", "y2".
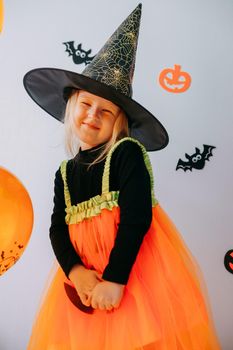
[{"x1": 23, "y1": 68, "x2": 169, "y2": 151}]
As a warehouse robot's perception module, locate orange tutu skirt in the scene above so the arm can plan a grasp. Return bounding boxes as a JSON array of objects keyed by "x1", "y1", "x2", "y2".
[{"x1": 27, "y1": 205, "x2": 220, "y2": 350}]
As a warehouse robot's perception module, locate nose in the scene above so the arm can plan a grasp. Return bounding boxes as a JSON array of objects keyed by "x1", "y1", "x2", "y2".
[{"x1": 88, "y1": 105, "x2": 100, "y2": 119}]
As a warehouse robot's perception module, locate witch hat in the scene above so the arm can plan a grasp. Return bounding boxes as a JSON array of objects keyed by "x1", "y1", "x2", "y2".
[{"x1": 23, "y1": 4, "x2": 169, "y2": 151}]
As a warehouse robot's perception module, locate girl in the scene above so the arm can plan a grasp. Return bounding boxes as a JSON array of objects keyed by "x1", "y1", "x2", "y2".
[{"x1": 24, "y1": 4, "x2": 220, "y2": 350}]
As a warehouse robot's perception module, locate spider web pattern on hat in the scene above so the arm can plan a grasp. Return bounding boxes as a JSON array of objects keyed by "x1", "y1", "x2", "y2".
[{"x1": 82, "y1": 5, "x2": 141, "y2": 97}]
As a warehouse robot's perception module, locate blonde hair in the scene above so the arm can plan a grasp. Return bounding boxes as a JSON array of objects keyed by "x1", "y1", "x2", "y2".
[{"x1": 64, "y1": 90, "x2": 129, "y2": 165}]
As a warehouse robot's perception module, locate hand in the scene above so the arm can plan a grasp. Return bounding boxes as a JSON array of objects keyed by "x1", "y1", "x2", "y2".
[
  {"x1": 68, "y1": 265, "x2": 102, "y2": 306},
  {"x1": 90, "y1": 281, "x2": 125, "y2": 311}
]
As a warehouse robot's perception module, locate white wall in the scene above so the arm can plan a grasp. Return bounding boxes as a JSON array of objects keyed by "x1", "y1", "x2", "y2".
[{"x1": 0, "y1": 0, "x2": 232, "y2": 348}]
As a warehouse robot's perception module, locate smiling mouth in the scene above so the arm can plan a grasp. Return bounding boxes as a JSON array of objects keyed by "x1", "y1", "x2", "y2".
[{"x1": 82, "y1": 122, "x2": 100, "y2": 130}]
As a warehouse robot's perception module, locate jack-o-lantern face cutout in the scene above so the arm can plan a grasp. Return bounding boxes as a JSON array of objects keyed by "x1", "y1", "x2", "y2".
[
  {"x1": 159, "y1": 64, "x2": 191, "y2": 93},
  {"x1": 224, "y1": 250, "x2": 233, "y2": 274},
  {"x1": 0, "y1": 0, "x2": 3, "y2": 33},
  {"x1": 0, "y1": 167, "x2": 33, "y2": 275}
]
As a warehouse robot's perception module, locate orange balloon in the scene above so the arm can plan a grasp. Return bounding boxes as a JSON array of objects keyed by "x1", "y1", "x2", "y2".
[
  {"x1": 0, "y1": 0, "x2": 3, "y2": 33},
  {"x1": 0, "y1": 167, "x2": 33, "y2": 275}
]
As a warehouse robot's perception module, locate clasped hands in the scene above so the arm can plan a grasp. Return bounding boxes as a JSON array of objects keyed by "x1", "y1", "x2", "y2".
[{"x1": 69, "y1": 265, "x2": 125, "y2": 311}]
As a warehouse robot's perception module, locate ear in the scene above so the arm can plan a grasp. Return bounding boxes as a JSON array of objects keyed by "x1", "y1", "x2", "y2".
[
  {"x1": 86, "y1": 49, "x2": 92, "y2": 55},
  {"x1": 185, "y1": 153, "x2": 191, "y2": 160},
  {"x1": 195, "y1": 147, "x2": 200, "y2": 154},
  {"x1": 77, "y1": 43, "x2": 82, "y2": 50}
]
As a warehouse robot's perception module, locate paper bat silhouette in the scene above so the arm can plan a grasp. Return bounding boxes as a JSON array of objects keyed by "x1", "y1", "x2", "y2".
[
  {"x1": 63, "y1": 41, "x2": 95, "y2": 65},
  {"x1": 176, "y1": 145, "x2": 216, "y2": 172}
]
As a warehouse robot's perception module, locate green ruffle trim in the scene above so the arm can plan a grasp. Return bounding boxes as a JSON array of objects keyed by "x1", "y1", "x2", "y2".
[{"x1": 65, "y1": 191, "x2": 119, "y2": 224}]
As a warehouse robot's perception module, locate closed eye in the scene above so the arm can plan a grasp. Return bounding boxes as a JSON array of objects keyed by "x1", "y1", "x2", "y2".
[
  {"x1": 81, "y1": 101, "x2": 91, "y2": 107},
  {"x1": 102, "y1": 109, "x2": 115, "y2": 116}
]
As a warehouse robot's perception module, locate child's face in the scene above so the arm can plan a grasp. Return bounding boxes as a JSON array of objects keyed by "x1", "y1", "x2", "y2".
[{"x1": 73, "y1": 90, "x2": 120, "y2": 150}]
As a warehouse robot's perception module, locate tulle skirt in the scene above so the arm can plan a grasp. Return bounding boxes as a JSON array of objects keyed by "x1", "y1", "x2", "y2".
[{"x1": 27, "y1": 205, "x2": 220, "y2": 349}]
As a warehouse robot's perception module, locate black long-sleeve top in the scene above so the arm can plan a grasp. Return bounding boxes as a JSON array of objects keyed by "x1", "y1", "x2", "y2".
[{"x1": 49, "y1": 140, "x2": 152, "y2": 285}]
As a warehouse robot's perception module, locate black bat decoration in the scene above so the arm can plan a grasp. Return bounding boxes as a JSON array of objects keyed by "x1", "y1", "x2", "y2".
[
  {"x1": 63, "y1": 41, "x2": 96, "y2": 65},
  {"x1": 176, "y1": 145, "x2": 216, "y2": 172}
]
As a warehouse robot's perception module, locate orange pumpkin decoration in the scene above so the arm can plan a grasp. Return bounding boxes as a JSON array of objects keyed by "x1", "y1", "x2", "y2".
[
  {"x1": 0, "y1": 0, "x2": 3, "y2": 33},
  {"x1": 224, "y1": 250, "x2": 233, "y2": 274},
  {"x1": 159, "y1": 64, "x2": 191, "y2": 93},
  {"x1": 0, "y1": 167, "x2": 33, "y2": 275}
]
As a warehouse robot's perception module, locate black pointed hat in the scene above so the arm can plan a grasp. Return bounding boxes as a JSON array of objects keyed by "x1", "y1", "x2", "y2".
[{"x1": 23, "y1": 4, "x2": 169, "y2": 151}]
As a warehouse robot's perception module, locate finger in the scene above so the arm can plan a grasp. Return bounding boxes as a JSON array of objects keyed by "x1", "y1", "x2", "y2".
[
  {"x1": 105, "y1": 303, "x2": 114, "y2": 311},
  {"x1": 98, "y1": 298, "x2": 113, "y2": 311},
  {"x1": 98, "y1": 301, "x2": 106, "y2": 310},
  {"x1": 112, "y1": 300, "x2": 121, "y2": 309},
  {"x1": 82, "y1": 299, "x2": 91, "y2": 307},
  {"x1": 94, "y1": 272, "x2": 103, "y2": 281},
  {"x1": 79, "y1": 293, "x2": 90, "y2": 306},
  {"x1": 85, "y1": 293, "x2": 92, "y2": 306},
  {"x1": 91, "y1": 298, "x2": 98, "y2": 309}
]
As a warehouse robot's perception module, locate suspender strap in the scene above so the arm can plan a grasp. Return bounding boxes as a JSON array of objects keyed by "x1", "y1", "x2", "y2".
[
  {"x1": 60, "y1": 160, "x2": 72, "y2": 209},
  {"x1": 102, "y1": 137, "x2": 157, "y2": 206}
]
